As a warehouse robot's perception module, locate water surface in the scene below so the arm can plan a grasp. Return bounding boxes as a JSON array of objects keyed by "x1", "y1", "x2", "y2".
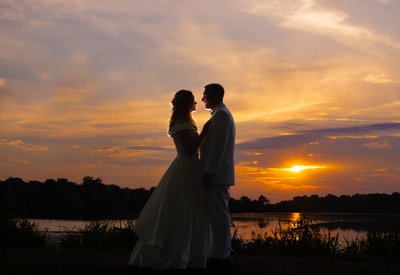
[{"x1": 29, "y1": 212, "x2": 400, "y2": 246}]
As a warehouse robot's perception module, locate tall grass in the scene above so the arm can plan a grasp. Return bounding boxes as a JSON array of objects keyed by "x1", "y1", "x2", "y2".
[
  {"x1": 272, "y1": 216, "x2": 339, "y2": 255},
  {"x1": 232, "y1": 214, "x2": 339, "y2": 255},
  {"x1": 343, "y1": 231, "x2": 400, "y2": 256},
  {"x1": 232, "y1": 214, "x2": 400, "y2": 257},
  {"x1": 0, "y1": 213, "x2": 46, "y2": 248},
  {"x1": 4, "y1": 212, "x2": 398, "y2": 257},
  {"x1": 59, "y1": 220, "x2": 138, "y2": 251}
]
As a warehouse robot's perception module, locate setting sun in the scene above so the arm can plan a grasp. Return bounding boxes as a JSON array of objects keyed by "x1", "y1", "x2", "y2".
[
  {"x1": 276, "y1": 165, "x2": 327, "y2": 173},
  {"x1": 290, "y1": 166, "x2": 308, "y2": 173}
]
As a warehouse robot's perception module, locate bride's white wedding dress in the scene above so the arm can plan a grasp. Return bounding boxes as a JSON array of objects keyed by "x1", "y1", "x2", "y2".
[{"x1": 129, "y1": 122, "x2": 210, "y2": 269}]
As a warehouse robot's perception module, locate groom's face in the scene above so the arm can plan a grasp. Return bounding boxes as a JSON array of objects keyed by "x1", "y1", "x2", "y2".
[{"x1": 202, "y1": 91, "x2": 212, "y2": 110}]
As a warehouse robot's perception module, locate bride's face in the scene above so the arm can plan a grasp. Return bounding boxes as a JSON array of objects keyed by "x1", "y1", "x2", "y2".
[{"x1": 190, "y1": 99, "x2": 197, "y2": 112}]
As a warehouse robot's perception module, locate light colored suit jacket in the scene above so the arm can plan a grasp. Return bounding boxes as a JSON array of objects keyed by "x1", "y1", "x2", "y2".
[{"x1": 200, "y1": 103, "x2": 236, "y2": 185}]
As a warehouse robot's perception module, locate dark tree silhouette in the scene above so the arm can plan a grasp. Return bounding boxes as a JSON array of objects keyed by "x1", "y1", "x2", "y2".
[{"x1": 1, "y1": 177, "x2": 399, "y2": 218}]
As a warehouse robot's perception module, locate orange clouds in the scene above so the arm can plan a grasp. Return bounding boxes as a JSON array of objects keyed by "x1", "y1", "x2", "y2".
[
  {"x1": 1, "y1": 0, "x2": 400, "y2": 201},
  {"x1": 0, "y1": 139, "x2": 48, "y2": 151}
]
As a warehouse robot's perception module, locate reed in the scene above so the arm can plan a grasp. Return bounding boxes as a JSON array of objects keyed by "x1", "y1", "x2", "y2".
[
  {"x1": 342, "y1": 231, "x2": 400, "y2": 256},
  {"x1": 52, "y1": 215, "x2": 400, "y2": 256},
  {"x1": 232, "y1": 214, "x2": 339, "y2": 255},
  {"x1": 0, "y1": 213, "x2": 46, "y2": 248},
  {"x1": 59, "y1": 220, "x2": 137, "y2": 251}
]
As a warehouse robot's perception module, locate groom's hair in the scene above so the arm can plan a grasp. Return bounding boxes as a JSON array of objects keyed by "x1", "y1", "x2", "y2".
[{"x1": 204, "y1": 83, "x2": 224, "y2": 104}]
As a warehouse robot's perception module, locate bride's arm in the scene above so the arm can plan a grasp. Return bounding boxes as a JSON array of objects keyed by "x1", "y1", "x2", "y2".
[
  {"x1": 197, "y1": 120, "x2": 211, "y2": 147},
  {"x1": 173, "y1": 129, "x2": 200, "y2": 155}
]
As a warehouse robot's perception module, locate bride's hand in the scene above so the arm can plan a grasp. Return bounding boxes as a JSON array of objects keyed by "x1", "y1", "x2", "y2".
[
  {"x1": 202, "y1": 119, "x2": 211, "y2": 132},
  {"x1": 199, "y1": 120, "x2": 211, "y2": 138}
]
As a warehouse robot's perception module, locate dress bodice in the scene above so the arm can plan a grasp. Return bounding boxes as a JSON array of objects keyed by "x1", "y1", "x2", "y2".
[{"x1": 169, "y1": 122, "x2": 199, "y2": 156}]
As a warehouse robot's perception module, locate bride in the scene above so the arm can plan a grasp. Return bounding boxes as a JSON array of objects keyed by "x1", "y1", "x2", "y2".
[{"x1": 129, "y1": 90, "x2": 210, "y2": 269}]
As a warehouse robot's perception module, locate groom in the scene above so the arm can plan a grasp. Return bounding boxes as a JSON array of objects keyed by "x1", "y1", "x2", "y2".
[{"x1": 200, "y1": 83, "x2": 236, "y2": 268}]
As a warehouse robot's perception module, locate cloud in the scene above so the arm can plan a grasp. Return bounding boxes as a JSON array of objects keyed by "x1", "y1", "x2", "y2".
[
  {"x1": 300, "y1": 122, "x2": 400, "y2": 135},
  {"x1": 0, "y1": 97, "x2": 172, "y2": 140},
  {"x1": 327, "y1": 135, "x2": 378, "y2": 140},
  {"x1": 65, "y1": 142, "x2": 175, "y2": 170},
  {"x1": 377, "y1": 0, "x2": 392, "y2": 4},
  {"x1": 0, "y1": 157, "x2": 32, "y2": 165},
  {"x1": 364, "y1": 73, "x2": 396, "y2": 83},
  {"x1": 127, "y1": 145, "x2": 171, "y2": 151},
  {"x1": 282, "y1": 1, "x2": 373, "y2": 38},
  {"x1": 0, "y1": 139, "x2": 48, "y2": 151},
  {"x1": 237, "y1": 134, "x2": 312, "y2": 151},
  {"x1": 103, "y1": 158, "x2": 171, "y2": 167},
  {"x1": 237, "y1": 122, "x2": 400, "y2": 151},
  {"x1": 246, "y1": 0, "x2": 400, "y2": 50},
  {"x1": 363, "y1": 141, "x2": 392, "y2": 149}
]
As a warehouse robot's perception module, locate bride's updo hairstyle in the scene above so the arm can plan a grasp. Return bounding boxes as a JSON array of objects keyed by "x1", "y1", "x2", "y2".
[{"x1": 169, "y1": 90, "x2": 197, "y2": 135}]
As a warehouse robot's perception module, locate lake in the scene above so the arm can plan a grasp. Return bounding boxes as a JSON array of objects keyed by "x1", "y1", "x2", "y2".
[
  {"x1": 29, "y1": 212, "x2": 400, "y2": 246},
  {"x1": 231, "y1": 212, "x2": 400, "y2": 244}
]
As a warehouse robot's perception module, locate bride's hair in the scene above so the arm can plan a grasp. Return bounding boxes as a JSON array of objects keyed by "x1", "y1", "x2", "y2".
[{"x1": 169, "y1": 90, "x2": 197, "y2": 134}]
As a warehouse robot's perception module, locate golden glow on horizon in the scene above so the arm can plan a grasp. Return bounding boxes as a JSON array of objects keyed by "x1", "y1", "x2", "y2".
[{"x1": 234, "y1": 162, "x2": 333, "y2": 194}]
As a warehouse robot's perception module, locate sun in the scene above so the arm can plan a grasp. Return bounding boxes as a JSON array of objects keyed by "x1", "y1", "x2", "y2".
[
  {"x1": 289, "y1": 165, "x2": 307, "y2": 173},
  {"x1": 288, "y1": 165, "x2": 327, "y2": 173},
  {"x1": 274, "y1": 165, "x2": 327, "y2": 173}
]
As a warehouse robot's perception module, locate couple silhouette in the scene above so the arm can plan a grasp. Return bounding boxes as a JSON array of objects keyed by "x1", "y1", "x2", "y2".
[{"x1": 128, "y1": 83, "x2": 236, "y2": 270}]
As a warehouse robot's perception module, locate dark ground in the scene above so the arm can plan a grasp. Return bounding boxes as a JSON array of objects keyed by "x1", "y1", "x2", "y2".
[{"x1": 1, "y1": 248, "x2": 400, "y2": 274}]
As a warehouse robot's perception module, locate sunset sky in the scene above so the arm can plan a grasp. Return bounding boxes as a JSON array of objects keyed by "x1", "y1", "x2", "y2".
[{"x1": 1, "y1": 0, "x2": 399, "y2": 202}]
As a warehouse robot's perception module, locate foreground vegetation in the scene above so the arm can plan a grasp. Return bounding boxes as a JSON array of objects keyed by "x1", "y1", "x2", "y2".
[
  {"x1": 231, "y1": 215, "x2": 340, "y2": 255},
  {"x1": 2, "y1": 213, "x2": 399, "y2": 258},
  {"x1": 0, "y1": 213, "x2": 45, "y2": 248},
  {"x1": 231, "y1": 215, "x2": 400, "y2": 256},
  {"x1": 59, "y1": 220, "x2": 138, "y2": 252}
]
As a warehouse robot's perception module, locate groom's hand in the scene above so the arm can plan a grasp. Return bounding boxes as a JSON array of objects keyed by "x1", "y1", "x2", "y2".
[
  {"x1": 199, "y1": 120, "x2": 211, "y2": 138},
  {"x1": 202, "y1": 173, "x2": 215, "y2": 187},
  {"x1": 202, "y1": 119, "x2": 211, "y2": 132}
]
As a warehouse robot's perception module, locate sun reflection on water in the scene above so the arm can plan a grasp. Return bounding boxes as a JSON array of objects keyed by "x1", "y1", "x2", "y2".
[{"x1": 290, "y1": 212, "x2": 301, "y2": 222}]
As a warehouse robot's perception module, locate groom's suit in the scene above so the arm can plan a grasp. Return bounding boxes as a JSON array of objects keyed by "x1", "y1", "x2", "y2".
[{"x1": 200, "y1": 103, "x2": 235, "y2": 259}]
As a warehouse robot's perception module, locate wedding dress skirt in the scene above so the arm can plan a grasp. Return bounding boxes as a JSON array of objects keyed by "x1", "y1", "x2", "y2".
[{"x1": 129, "y1": 154, "x2": 210, "y2": 269}]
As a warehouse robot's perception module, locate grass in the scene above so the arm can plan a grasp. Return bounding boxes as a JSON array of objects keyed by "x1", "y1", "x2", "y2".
[
  {"x1": 0, "y1": 213, "x2": 46, "y2": 248},
  {"x1": 3, "y1": 212, "x2": 400, "y2": 257},
  {"x1": 59, "y1": 220, "x2": 138, "y2": 252},
  {"x1": 342, "y1": 231, "x2": 400, "y2": 256},
  {"x1": 232, "y1": 214, "x2": 400, "y2": 256}
]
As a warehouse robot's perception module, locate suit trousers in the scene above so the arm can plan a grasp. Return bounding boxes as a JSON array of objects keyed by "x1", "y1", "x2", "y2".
[{"x1": 206, "y1": 184, "x2": 231, "y2": 259}]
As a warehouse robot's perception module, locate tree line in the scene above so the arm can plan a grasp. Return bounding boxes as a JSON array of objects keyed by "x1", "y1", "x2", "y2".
[
  {"x1": 1, "y1": 177, "x2": 399, "y2": 219},
  {"x1": 0, "y1": 177, "x2": 153, "y2": 219}
]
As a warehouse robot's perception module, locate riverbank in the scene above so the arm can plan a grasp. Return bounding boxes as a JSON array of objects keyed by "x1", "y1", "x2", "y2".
[{"x1": 1, "y1": 248, "x2": 400, "y2": 274}]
